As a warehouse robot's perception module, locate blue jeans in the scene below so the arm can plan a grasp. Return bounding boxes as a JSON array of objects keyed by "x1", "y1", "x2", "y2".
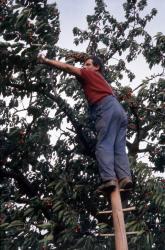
[{"x1": 89, "y1": 95, "x2": 131, "y2": 182}]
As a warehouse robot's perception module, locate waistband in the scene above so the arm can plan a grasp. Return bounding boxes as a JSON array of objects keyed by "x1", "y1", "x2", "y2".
[{"x1": 89, "y1": 95, "x2": 116, "y2": 108}]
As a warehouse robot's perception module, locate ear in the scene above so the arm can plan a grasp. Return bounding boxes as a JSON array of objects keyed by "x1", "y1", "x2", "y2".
[{"x1": 95, "y1": 64, "x2": 100, "y2": 71}]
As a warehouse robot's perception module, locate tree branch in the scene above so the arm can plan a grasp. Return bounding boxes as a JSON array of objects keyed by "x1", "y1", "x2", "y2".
[
  {"x1": 0, "y1": 168, "x2": 38, "y2": 197},
  {"x1": 7, "y1": 81, "x2": 95, "y2": 158},
  {"x1": 44, "y1": 91, "x2": 95, "y2": 158},
  {"x1": 0, "y1": 168, "x2": 52, "y2": 220}
]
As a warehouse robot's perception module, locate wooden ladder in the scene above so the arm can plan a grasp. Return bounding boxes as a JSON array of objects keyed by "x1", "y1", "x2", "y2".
[{"x1": 98, "y1": 182, "x2": 137, "y2": 250}]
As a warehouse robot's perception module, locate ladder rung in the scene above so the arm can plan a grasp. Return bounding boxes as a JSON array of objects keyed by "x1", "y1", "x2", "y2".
[
  {"x1": 99, "y1": 231, "x2": 140, "y2": 237},
  {"x1": 96, "y1": 188, "x2": 132, "y2": 194},
  {"x1": 98, "y1": 206, "x2": 136, "y2": 215}
]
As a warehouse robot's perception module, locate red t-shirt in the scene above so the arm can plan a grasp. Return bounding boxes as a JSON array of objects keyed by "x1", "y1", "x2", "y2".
[{"x1": 79, "y1": 68, "x2": 113, "y2": 104}]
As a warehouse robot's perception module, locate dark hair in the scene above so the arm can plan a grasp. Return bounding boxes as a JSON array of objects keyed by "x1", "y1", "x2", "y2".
[{"x1": 85, "y1": 56, "x2": 104, "y2": 74}]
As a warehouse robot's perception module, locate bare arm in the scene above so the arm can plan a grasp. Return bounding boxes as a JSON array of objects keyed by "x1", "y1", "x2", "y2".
[{"x1": 37, "y1": 56, "x2": 81, "y2": 76}]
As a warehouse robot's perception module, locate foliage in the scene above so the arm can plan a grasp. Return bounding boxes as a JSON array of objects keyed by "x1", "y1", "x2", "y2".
[{"x1": 0, "y1": 0, "x2": 165, "y2": 249}]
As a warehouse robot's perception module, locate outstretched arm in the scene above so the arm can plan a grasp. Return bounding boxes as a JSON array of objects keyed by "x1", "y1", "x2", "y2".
[{"x1": 37, "y1": 55, "x2": 81, "y2": 76}]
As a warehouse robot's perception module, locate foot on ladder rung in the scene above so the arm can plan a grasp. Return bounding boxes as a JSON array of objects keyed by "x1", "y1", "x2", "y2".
[{"x1": 98, "y1": 206, "x2": 136, "y2": 215}]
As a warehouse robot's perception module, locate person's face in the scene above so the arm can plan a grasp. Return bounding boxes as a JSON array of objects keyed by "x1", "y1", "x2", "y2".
[{"x1": 83, "y1": 59, "x2": 100, "y2": 71}]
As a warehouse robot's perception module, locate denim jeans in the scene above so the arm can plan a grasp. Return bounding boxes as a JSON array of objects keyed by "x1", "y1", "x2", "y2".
[{"x1": 89, "y1": 95, "x2": 131, "y2": 182}]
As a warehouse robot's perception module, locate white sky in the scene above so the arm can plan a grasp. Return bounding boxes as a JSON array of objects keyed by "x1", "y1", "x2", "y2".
[{"x1": 48, "y1": 0, "x2": 165, "y2": 88}]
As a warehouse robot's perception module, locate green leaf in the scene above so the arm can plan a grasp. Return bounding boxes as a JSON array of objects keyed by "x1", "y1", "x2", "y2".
[
  {"x1": 39, "y1": 234, "x2": 54, "y2": 243},
  {"x1": 37, "y1": 223, "x2": 52, "y2": 230},
  {"x1": 58, "y1": 210, "x2": 65, "y2": 221},
  {"x1": 0, "y1": 223, "x2": 9, "y2": 229},
  {"x1": 97, "y1": 222, "x2": 109, "y2": 229},
  {"x1": 24, "y1": 207, "x2": 34, "y2": 217},
  {"x1": 47, "y1": 181, "x2": 57, "y2": 188},
  {"x1": 7, "y1": 220, "x2": 24, "y2": 228},
  {"x1": 52, "y1": 201, "x2": 63, "y2": 212},
  {"x1": 44, "y1": 233, "x2": 54, "y2": 241}
]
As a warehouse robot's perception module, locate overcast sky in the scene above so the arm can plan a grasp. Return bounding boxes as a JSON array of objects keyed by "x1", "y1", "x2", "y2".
[{"x1": 48, "y1": 0, "x2": 165, "y2": 88}]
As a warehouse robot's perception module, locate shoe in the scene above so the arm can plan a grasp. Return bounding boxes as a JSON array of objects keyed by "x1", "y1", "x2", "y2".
[
  {"x1": 96, "y1": 180, "x2": 116, "y2": 193},
  {"x1": 119, "y1": 177, "x2": 133, "y2": 189}
]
